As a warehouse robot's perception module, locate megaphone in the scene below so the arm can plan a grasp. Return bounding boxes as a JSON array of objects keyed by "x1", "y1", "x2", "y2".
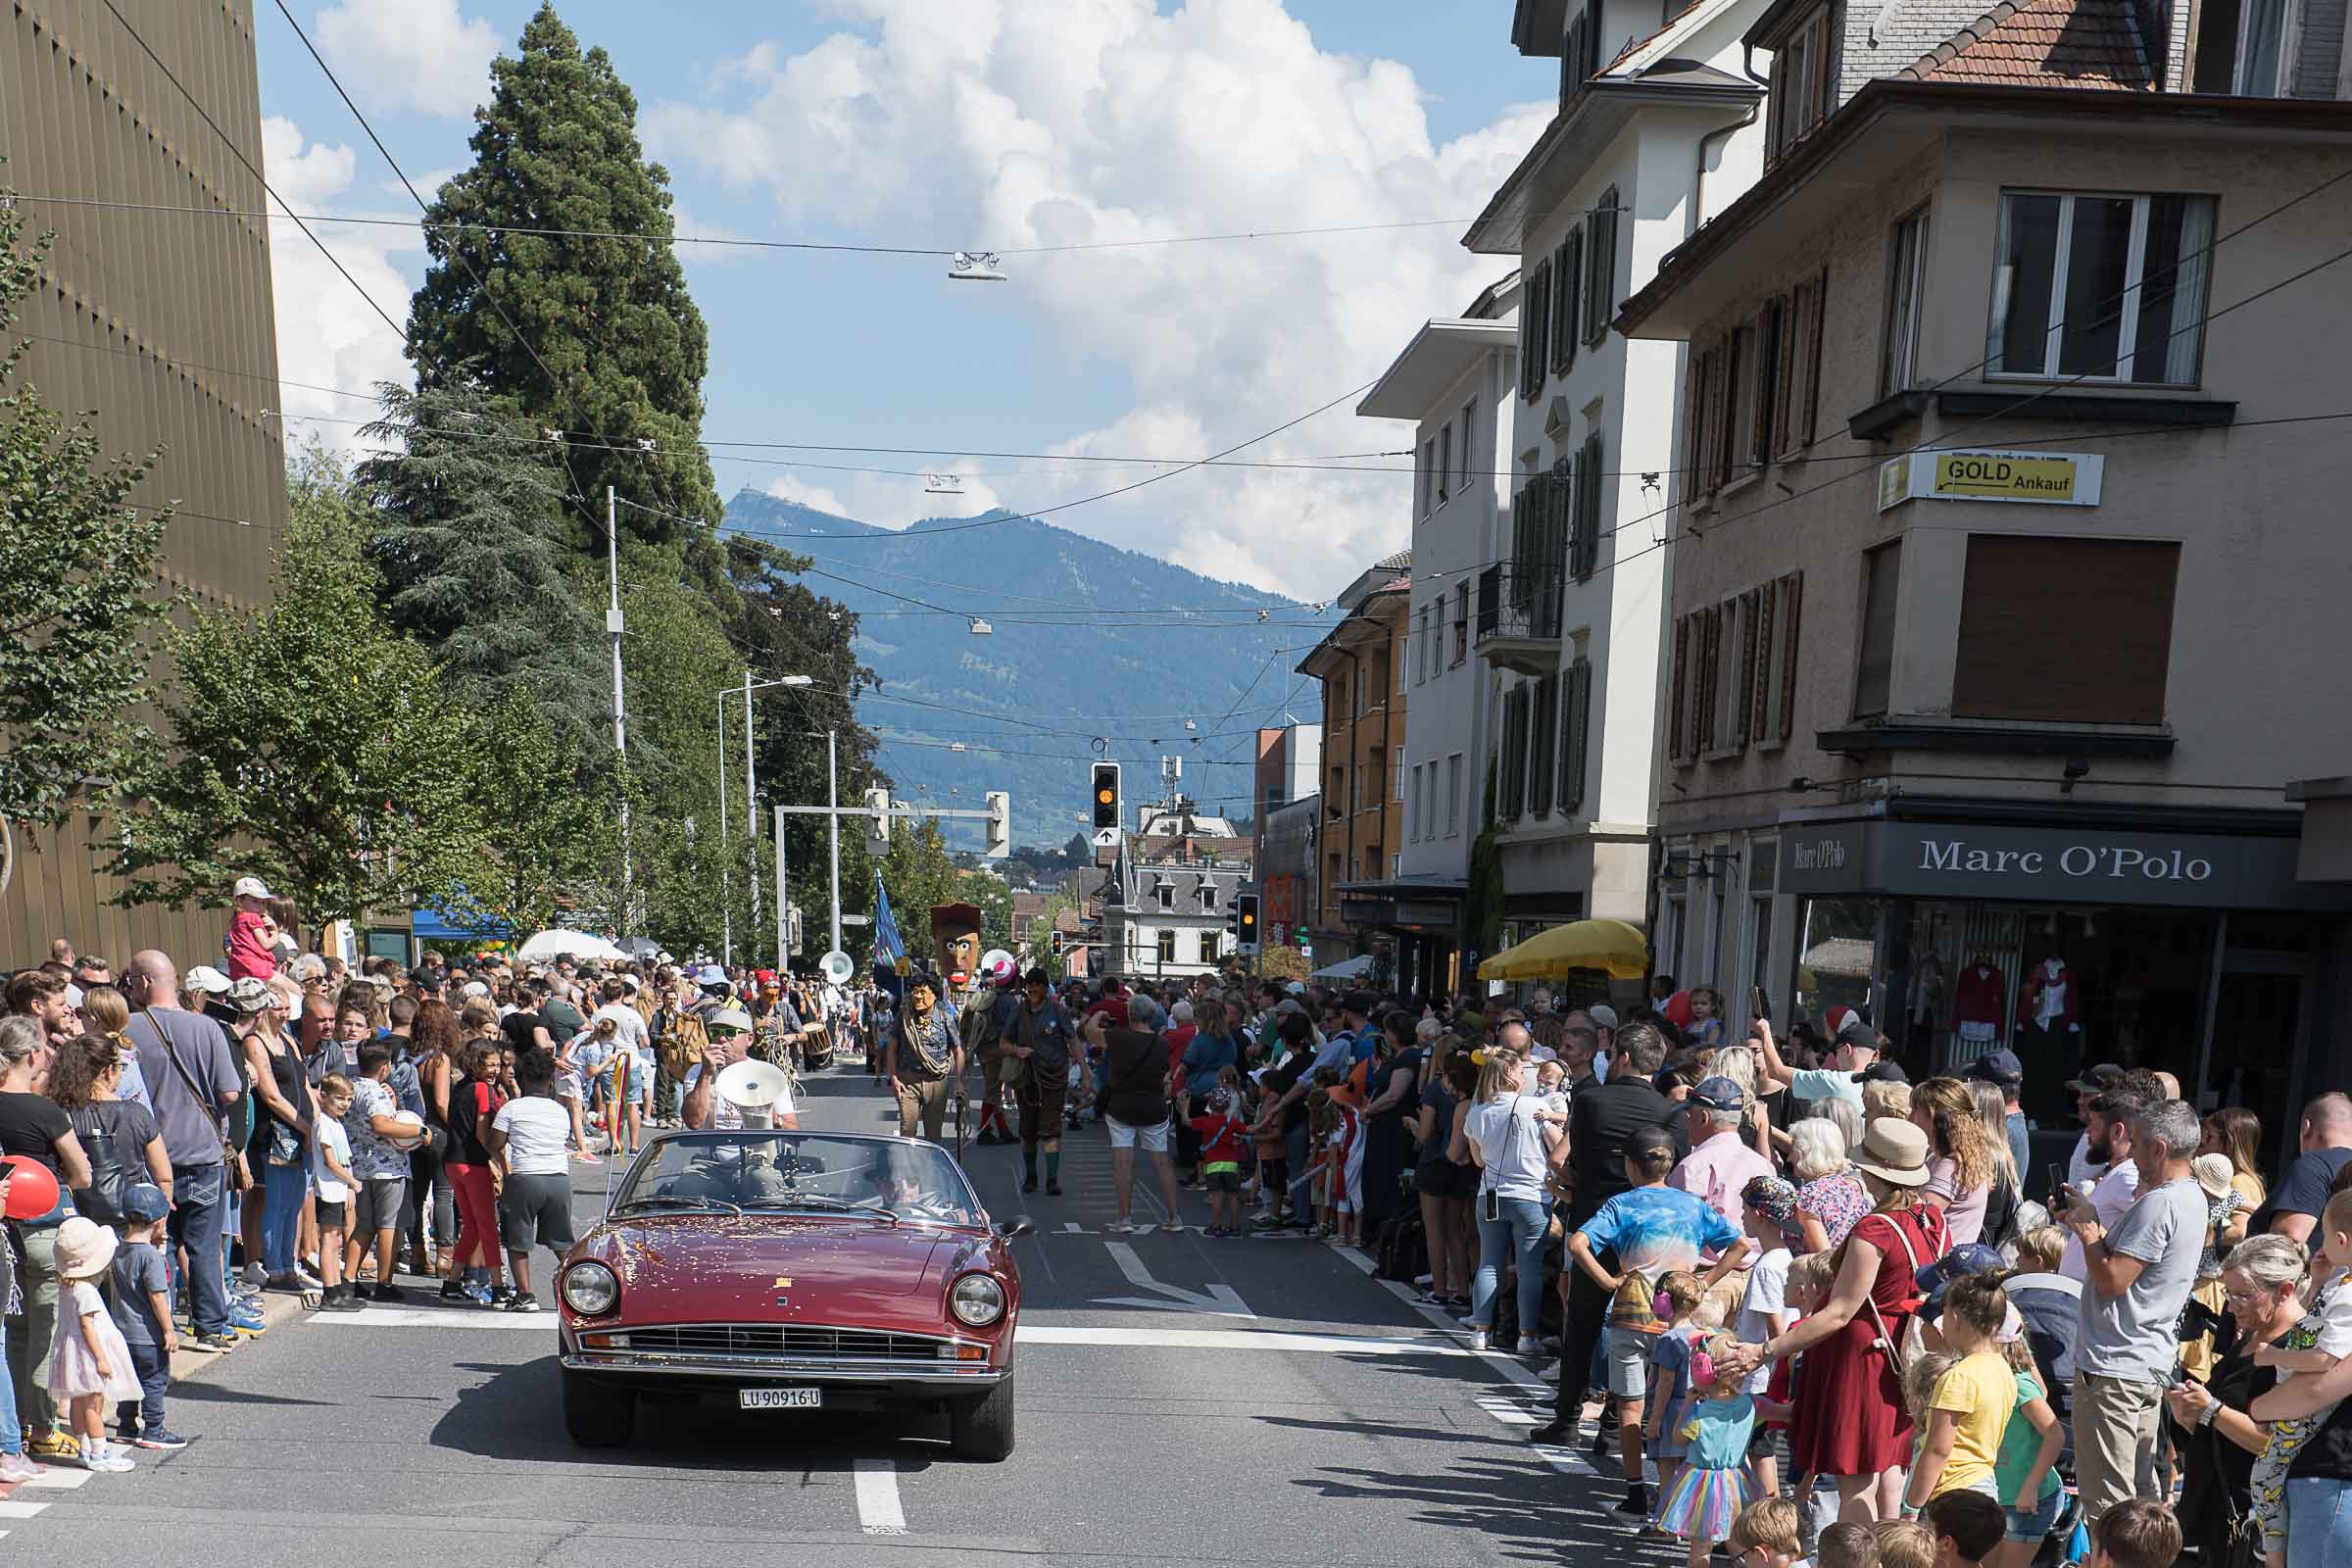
[
  {"x1": 715, "y1": 1059, "x2": 791, "y2": 1128},
  {"x1": 819, "y1": 949, "x2": 855, "y2": 985},
  {"x1": 979, "y1": 948, "x2": 1017, "y2": 988}
]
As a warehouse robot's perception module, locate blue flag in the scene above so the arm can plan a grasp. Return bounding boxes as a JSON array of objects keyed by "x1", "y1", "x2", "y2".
[{"x1": 872, "y1": 872, "x2": 905, "y2": 968}]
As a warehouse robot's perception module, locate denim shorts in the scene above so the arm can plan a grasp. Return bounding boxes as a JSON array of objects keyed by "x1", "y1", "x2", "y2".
[
  {"x1": 1603, "y1": 1325, "x2": 1651, "y2": 1399},
  {"x1": 2005, "y1": 1484, "x2": 2064, "y2": 1544}
]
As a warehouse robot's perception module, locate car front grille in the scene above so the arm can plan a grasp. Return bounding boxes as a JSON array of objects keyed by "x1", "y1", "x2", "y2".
[{"x1": 619, "y1": 1324, "x2": 949, "y2": 1361}]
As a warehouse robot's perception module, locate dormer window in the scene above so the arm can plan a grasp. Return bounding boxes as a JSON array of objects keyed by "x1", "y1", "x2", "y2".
[{"x1": 1763, "y1": 7, "x2": 1835, "y2": 163}]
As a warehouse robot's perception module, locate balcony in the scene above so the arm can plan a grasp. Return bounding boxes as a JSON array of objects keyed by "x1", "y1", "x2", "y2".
[{"x1": 1474, "y1": 561, "x2": 1564, "y2": 676}]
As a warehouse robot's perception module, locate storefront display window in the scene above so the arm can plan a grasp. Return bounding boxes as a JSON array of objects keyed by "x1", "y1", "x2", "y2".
[{"x1": 1793, "y1": 897, "x2": 1880, "y2": 1034}]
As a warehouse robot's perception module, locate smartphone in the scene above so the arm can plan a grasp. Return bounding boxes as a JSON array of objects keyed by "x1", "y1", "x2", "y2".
[
  {"x1": 1750, "y1": 986, "x2": 1766, "y2": 1020},
  {"x1": 2046, "y1": 1164, "x2": 2070, "y2": 1205}
]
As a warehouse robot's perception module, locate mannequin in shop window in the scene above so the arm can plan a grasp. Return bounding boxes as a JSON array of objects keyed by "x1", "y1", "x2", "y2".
[
  {"x1": 2016, "y1": 953, "x2": 2082, "y2": 1098},
  {"x1": 1952, "y1": 956, "x2": 2006, "y2": 1045}
]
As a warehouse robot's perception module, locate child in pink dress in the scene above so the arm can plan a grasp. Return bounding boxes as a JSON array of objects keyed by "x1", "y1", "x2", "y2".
[{"x1": 47, "y1": 1217, "x2": 143, "y2": 1473}]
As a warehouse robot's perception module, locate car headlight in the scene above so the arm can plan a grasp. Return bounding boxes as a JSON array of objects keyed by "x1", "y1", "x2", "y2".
[
  {"x1": 562, "y1": 1261, "x2": 620, "y2": 1317},
  {"x1": 949, "y1": 1272, "x2": 1005, "y2": 1327}
]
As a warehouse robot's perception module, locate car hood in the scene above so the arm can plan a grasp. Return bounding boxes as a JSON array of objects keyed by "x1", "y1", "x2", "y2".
[{"x1": 593, "y1": 1215, "x2": 964, "y2": 1314}]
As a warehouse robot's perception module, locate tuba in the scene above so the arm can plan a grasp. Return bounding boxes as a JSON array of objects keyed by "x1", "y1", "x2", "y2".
[{"x1": 714, "y1": 1059, "x2": 790, "y2": 1128}]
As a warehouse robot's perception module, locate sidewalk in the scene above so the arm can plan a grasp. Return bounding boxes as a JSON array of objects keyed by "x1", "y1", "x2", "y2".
[{"x1": 170, "y1": 1287, "x2": 308, "y2": 1385}]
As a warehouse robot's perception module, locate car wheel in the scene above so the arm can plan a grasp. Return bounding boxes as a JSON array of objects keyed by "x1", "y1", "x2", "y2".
[
  {"x1": 948, "y1": 1373, "x2": 1015, "y2": 1462},
  {"x1": 563, "y1": 1370, "x2": 636, "y2": 1448}
]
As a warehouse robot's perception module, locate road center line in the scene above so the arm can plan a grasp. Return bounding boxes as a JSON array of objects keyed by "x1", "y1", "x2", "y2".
[{"x1": 853, "y1": 1457, "x2": 907, "y2": 1536}]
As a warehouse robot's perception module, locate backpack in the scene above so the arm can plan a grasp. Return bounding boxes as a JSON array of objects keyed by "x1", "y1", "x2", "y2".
[
  {"x1": 661, "y1": 1009, "x2": 708, "y2": 1079},
  {"x1": 68, "y1": 1104, "x2": 133, "y2": 1224}
]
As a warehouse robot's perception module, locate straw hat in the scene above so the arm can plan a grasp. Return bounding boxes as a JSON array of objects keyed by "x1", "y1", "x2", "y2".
[
  {"x1": 54, "y1": 1215, "x2": 119, "y2": 1279},
  {"x1": 2194, "y1": 1152, "x2": 2237, "y2": 1203},
  {"x1": 1851, "y1": 1116, "x2": 1931, "y2": 1187}
]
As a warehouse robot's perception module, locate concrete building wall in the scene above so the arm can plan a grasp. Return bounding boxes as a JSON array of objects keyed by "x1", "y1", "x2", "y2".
[{"x1": 1, "y1": 0, "x2": 290, "y2": 966}]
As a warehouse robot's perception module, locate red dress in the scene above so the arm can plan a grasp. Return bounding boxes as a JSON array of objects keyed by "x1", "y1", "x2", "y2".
[{"x1": 1788, "y1": 1203, "x2": 1947, "y2": 1477}]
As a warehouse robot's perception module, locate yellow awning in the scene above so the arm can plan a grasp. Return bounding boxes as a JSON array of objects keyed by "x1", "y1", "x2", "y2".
[{"x1": 1476, "y1": 918, "x2": 1649, "y2": 982}]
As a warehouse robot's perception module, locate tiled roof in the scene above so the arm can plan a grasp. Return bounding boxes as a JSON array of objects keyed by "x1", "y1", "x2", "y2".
[
  {"x1": 1902, "y1": 0, "x2": 2154, "y2": 88},
  {"x1": 1374, "y1": 548, "x2": 1412, "y2": 571}
]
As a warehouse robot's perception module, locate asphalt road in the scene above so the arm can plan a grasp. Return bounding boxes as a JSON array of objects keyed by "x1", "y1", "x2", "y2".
[{"x1": 4, "y1": 1071, "x2": 1655, "y2": 1566}]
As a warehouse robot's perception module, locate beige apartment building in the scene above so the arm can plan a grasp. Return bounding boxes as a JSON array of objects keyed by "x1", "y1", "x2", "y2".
[
  {"x1": 2, "y1": 0, "x2": 291, "y2": 963},
  {"x1": 1618, "y1": 77, "x2": 2352, "y2": 1143}
]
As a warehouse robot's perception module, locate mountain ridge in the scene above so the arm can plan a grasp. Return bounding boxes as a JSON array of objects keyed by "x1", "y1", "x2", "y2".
[{"x1": 723, "y1": 488, "x2": 1332, "y2": 849}]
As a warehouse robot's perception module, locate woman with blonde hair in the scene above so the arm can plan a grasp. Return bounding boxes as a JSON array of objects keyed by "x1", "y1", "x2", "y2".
[
  {"x1": 1912, "y1": 1076, "x2": 1999, "y2": 1245},
  {"x1": 1790, "y1": 1116, "x2": 1872, "y2": 1253},
  {"x1": 1461, "y1": 1049, "x2": 1559, "y2": 1354},
  {"x1": 1861, "y1": 1078, "x2": 1912, "y2": 1123}
]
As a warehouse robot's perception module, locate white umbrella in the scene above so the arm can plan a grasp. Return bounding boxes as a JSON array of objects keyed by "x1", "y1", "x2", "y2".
[
  {"x1": 1308, "y1": 955, "x2": 1375, "y2": 981},
  {"x1": 518, "y1": 928, "x2": 627, "y2": 962}
]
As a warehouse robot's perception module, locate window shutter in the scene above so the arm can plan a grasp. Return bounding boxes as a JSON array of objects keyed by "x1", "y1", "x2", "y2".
[
  {"x1": 1530, "y1": 674, "x2": 1557, "y2": 816},
  {"x1": 1801, "y1": 270, "x2": 1827, "y2": 447},
  {"x1": 1751, "y1": 579, "x2": 1778, "y2": 740},
  {"x1": 1561, "y1": 656, "x2": 1592, "y2": 813},
  {"x1": 1667, "y1": 616, "x2": 1690, "y2": 762},
  {"x1": 1706, "y1": 343, "x2": 1733, "y2": 490},
  {"x1": 1737, "y1": 587, "x2": 1761, "y2": 748},
  {"x1": 1694, "y1": 606, "x2": 1720, "y2": 754},
  {"x1": 1576, "y1": 431, "x2": 1603, "y2": 579},
  {"x1": 1558, "y1": 227, "x2": 1584, "y2": 376},
  {"x1": 1586, "y1": 187, "x2": 1619, "y2": 348},
  {"x1": 1778, "y1": 571, "x2": 1803, "y2": 742},
  {"x1": 1683, "y1": 347, "x2": 1709, "y2": 496}
]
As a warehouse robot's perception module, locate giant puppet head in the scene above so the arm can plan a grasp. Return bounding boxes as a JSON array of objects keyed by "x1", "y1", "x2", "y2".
[{"x1": 929, "y1": 903, "x2": 985, "y2": 992}]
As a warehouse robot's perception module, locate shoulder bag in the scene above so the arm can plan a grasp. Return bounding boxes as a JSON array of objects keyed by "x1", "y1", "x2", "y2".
[{"x1": 148, "y1": 1007, "x2": 248, "y2": 1192}]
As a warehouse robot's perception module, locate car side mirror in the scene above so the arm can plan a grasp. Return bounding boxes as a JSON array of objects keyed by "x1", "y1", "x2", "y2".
[{"x1": 997, "y1": 1218, "x2": 1035, "y2": 1239}]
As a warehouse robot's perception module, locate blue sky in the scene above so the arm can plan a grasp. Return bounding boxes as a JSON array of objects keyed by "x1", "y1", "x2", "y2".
[{"x1": 255, "y1": 2, "x2": 1556, "y2": 600}]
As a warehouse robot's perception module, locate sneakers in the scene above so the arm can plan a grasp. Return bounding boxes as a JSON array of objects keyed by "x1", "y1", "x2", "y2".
[
  {"x1": 81, "y1": 1440, "x2": 133, "y2": 1475},
  {"x1": 369, "y1": 1282, "x2": 408, "y2": 1305},
  {"x1": 1615, "y1": 1483, "x2": 1651, "y2": 1516},
  {"x1": 25, "y1": 1431, "x2": 78, "y2": 1463},
  {"x1": 1516, "y1": 1335, "x2": 1547, "y2": 1359},
  {"x1": 191, "y1": 1330, "x2": 239, "y2": 1352},
  {"x1": 505, "y1": 1293, "x2": 543, "y2": 1313},
  {"x1": 318, "y1": 1285, "x2": 366, "y2": 1313},
  {"x1": 239, "y1": 1261, "x2": 268, "y2": 1289},
  {"x1": 1045, "y1": 1181, "x2": 1062, "y2": 1197},
  {"x1": 293, "y1": 1263, "x2": 323, "y2": 1290},
  {"x1": 1105, "y1": 1218, "x2": 1138, "y2": 1234},
  {"x1": 1412, "y1": 1272, "x2": 1435, "y2": 1288},
  {"x1": 488, "y1": 1285, "x2": 515, "y2": 1307},
  {"x1": 0, "y1": 1452, "x2": 44, "y2": 1482},
  {"x1": 439, "y1": 1280, "x2": 471, "y2": 1302},
  {"x1": 1020, "y1": 1176, "x2": 1039, "y2": 1194},
  {"x1": 1469, "y1": 1327, "x2": 1491, "y2": 1351},
  {"x1": 127, "y1": 1429, "x2": 190, "y2": 1451}
]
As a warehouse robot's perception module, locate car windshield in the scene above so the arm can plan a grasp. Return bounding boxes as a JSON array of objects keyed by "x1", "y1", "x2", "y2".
[{"x1": 612, "y1": 1133, "x2": 984, "y2": 1227}]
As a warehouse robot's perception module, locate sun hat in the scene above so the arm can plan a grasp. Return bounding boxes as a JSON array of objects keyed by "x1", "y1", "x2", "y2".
[
  {"x1": 54, "y1": 1215, "x2": 119, "y2": 1279},
  {"x1": 2194, "y1": 1152, "x2": 2237, "y2": 1203},
  {"x1": 184, "y1": 964, "x2": 232, "y2": 996},
  {"x1": 226, "y1": 977, "x2": 277, "y2": 1015},
  {"x1": 695, "y1": 964, "x2": 729, "y2": 989},
  {"x1": 1851, "y1": 1116, "x2": 1932, "y2": 1187}
]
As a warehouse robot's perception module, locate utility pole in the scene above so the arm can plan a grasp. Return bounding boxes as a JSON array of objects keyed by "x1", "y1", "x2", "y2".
[
  {"x1": 826, "y1": 727, "x2": 842, "y2": 956},
  {"x1": 607, "y1": 486, "x2": 630, "y2": 940},
  {"x1": 716, "y1": 694, "x2": 731, "y2": 965},
  {"x1": 774, "y1": 805, "x2": 789, "y2": 971},
  {"x1": 745, "y1": 667, "x2": 759, "y2": 948}
]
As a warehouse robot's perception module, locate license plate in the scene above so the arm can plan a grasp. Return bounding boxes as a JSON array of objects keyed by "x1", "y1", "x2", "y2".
[{"x1": 738, "y1": 1387, "x2": 822, "y2": 1410}]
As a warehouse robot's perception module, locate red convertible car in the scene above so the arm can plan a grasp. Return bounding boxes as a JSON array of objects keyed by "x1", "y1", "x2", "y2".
[{"x1": 556, "y1": 1129, "x2": 1028, "y2": 1459}]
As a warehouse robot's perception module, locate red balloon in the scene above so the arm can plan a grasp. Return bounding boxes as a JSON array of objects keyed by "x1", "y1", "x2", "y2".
[{"x1": 0, "y1": 1159, "x2": 61, "y2": 1221}]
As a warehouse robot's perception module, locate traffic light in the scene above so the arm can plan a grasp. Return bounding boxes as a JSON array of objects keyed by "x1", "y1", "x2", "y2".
[
  {"x1": 984, "y1": 791, "x2": 1010, "y2": 858},
  {"x1": 1090, "y1": 761, "x2": 1121, "y2": 831},
  {"x1": 1050, "y1": 930, "x2": 1065, "y2": 956},
  {"x1": 1235, "y1": 892, "x2": 1260, "y2": 954}
]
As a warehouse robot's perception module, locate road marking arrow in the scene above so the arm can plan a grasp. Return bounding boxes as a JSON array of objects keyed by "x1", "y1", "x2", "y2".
[{"x1": 1089, "y1": 1240, "x2": 1255, "y2": 1318}]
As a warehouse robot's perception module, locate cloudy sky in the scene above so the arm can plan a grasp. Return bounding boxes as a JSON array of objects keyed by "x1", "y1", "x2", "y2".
[{"x1": 257, "y1": 1, "x2": 1554, "y2": 602}]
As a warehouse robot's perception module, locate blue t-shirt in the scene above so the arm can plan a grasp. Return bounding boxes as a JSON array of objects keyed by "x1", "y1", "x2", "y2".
[
  {"x1": 1681, "y1": 1394, "x2": 1758, "y2": 1469},
  {"x1": 1651, "y1": 1328, "x2": 1700, "y2": 1455},
  {"x1": 1576, "y1": 1184, "x2": 1742, "y2": 1277},
  {"x1": 109, "y1": 1240, "x2": 169, "y2": 1348}
]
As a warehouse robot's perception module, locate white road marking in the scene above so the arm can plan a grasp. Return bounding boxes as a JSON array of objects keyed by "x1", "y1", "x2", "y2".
[
  {"x1": 312, "y1": 1307, "x2": 551, "y2": 1329},
  {"x1": 1092, "y1": 1241, "x2": 1254, "y2": 1317},
  {"x1": 0, "y1": 1499, "x2": 49, "y2": 1518},
  {"x1": 853, "y1": 1457, "x2": 907, "y2": 1536},
  {"x1": 1017, "y1": 1324, "x2": 1472, "y2": 1355},
  {"x1": 16, "y1": 1467, "x2": 90, "y2": 1489}
]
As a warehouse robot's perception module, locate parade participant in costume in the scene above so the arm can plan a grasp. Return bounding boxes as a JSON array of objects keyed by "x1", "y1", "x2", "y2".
[
  {"x1": 964, "y1": 953, "x2": 1021, "y2": 1146},
  {"x1": 1006, "y1": 966, "x2": 1077, "y2": 1195},
  {"x1": 888, "y1": 969, "x2": 962, "y2": 1143}
]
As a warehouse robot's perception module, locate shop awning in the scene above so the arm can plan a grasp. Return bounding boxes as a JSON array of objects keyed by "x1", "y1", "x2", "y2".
[
  {"x1": 1309, "y1": 955, "x2": 1376, "y2": 981},
  {"x1": 1476, "y1": 918, "x2": 1649, "y2": 982}
]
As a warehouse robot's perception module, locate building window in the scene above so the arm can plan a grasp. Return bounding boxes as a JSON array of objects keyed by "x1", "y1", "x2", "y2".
[
  {"x1": 1885, "y1": 207, "x2": 1931, "y2": 393},
  {"x1": 1765, "y1": 8, "x2": 1833, "y2": 162},
  {"x1": 1521, "y1": 257, "x2": 1554, "y2": 402},
  {"x1": 1751, "y1": 571, "x2": 1804, "y2": 745},
  {"x1": 1414, "y1": 605, "x2": 1430, "y2": 685},
  {"x1": 1200, "y1": 883, "x2": 1218, "y2": 910},
  {"x1": 1156, "y1": 930, "x2": 1177, "y2": 965},
  {"x1": 1952, "y1": 536, "x2": 2180, "y2": 723},
  {"x1": 1200, "y1": 932, "x2": 1220, "y2": 964},
  {"x1": 1853, "y1": 540, "x2": 1902, "y2": 720},
  {"x1": 1726, "y1": 318, "x2": 1763, "y2": 476},
  {"x1": 1394, "y1": 747, "x2": 1404, "y2": 802},
  {"x1": 1987, "y1": 192, "x2": 2215, "y2": 385},
  {"x1": 1155, "y1": 882, "x2": 1174, "y2": 910},
  {"x1": 1420, "y1": 438, "x2": 1437, "y2": 514},
  {"x1": 1458, "y1": 400, "x2": 1477, "y2": 491},
  {"x1": 1438, "y1": 423, "x2": 1453, "y2": 503},
  {"x1": 1710, "y1": 596, "x2": 1745, "y2": 752},
  {"x1": 1446, "y1": 753, "x2": 1463, "y2": 836},
  {"x1": 1452, "y1": 583, "x2": 1470, "y2": 664},
  {"x1": 1584, "y1": 186, "x2": 1619, "y2": 347}
]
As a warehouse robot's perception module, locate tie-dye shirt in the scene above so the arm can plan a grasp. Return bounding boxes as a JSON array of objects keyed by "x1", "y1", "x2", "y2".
[{"x1": 1575, "y1": 1183, "x2": 1742, "y2": 1279}]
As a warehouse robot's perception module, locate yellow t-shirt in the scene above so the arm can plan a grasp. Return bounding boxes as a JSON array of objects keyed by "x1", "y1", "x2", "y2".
[{"x1": 1928, "y1": 1350, "x2": 2017, "y2": 1496}]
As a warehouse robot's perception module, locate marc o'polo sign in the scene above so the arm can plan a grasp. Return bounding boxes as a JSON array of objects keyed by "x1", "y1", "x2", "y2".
[{"x1": 1778, "y1": 820, "x2": 2345, "y2": 909}]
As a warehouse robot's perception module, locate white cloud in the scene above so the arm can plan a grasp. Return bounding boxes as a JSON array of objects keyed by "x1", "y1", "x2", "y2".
[
  {"x1": 261, "y1": 117, "x2": 416, "y2": 457},
  {"x1": 644, "y1": 0, "x2": 1548, "y2": 599},
  {"x1": 761, "y1": 473, "x2": 851, "y2": 517},
  {"x1": 314, "y1": 0, "x2": 501, "y2": 122}
]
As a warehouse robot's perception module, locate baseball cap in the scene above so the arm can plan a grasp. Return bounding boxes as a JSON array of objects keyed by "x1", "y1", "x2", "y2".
[
  {"x1": 232, "y1": 875, "x2": 273, "y2": 901},
  {"x1": 1834, "y1": 1019, "x2": 1880, "y2": 1054},
  {"x1": 2068, "y1": 1063, "x2": 2124, "y2": 1094},
  {"x1": 1963, "y1": 1048, "x2": 2025, "y2": 1085},
  {"x1": 1916, "y1": 1243, "x2": 2008, "y2": 1310},
  {"x1": 1690, "y1": 1075, "x2": 1745, "y2": 1112},
  {"x1": 708, "y1": 1007, "x2": 754, "y2": 1034},
  {"x1": 1587, "y1": 1004, "x2": 1619, "y2": 1031},
  {"x1": 1286, "y1": 982, "x2": 1306, "y2": 997},
  {"x1": 184, "y1": 964, "x2": 232, "y2": 996},
  {"x1": 120, "y1": 1182, "x2": 172, "y2": 1224},
  {"x1": 1857, "y1": 1059, "x2": 1910, "y2": 1085}
]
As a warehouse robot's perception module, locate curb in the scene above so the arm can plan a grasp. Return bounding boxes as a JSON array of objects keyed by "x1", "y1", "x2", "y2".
[{"x1": 170, "y1": 1288, "x2": 306, "y2": 1386}]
